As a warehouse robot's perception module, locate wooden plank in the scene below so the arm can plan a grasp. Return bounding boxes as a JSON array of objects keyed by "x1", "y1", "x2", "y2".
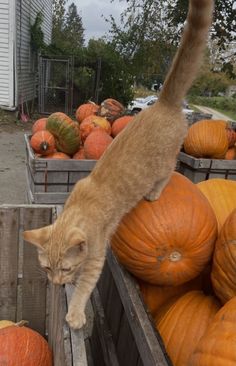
[
  {"x1": 178, "y1": 152, "x2": 211, "y2": 169},
  {"x1": 65, "y1": 285, "x2": 88, "y2": 366},
  {"x1": 107, "y1": 249, "x2": 172, "y2": 366},
  {"x1": 179, "y1": 152, "x2": 236, "y2": 172},
  {"x1": 116, "y1": 311, "x2": 140, "y2": 366},
  {"x1": 0, "y1": 207, "x2": 19, "y2": 320},
  {"x1": 48, "y1": 284, "x2": 71, "y2": 366},
  {"x1": 27, "y1": 190, "x2": 71, "y2": 204},
  {"x1": 99, "y1": 270, "x2": 123, "y2": 346},
  {"x1": 21, "y1": 206, "x2": 52, "y2": 335},
  {"x1": 90, "y1": 287, "x2": 119, "y2": 366}
]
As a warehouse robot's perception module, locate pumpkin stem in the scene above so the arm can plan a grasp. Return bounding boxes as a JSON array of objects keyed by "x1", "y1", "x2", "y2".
[
  {"x1": 15, "y1": 320, "x2": 29, "y2": 327},
  {"x1": 169, "y1": 251, "x2": 182, "y2": 262}
]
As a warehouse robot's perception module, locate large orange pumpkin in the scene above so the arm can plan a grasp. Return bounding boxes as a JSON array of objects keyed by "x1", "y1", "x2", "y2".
[
  {"x1": 111, "y1": 172, "x2": 217, "y2": 286},
  {"x1": 32, "y1": 118, "x2": 47, "y2": 134},
  {"x1": 189, "y1": 297, "x2": 236, "y2": 366},
  {"x1": 138, "y1": 276, "x2": 202, "y2": 319},
  {"x1": 155, "y1": 291, "x2": 220, "y2": 366},
  {"x1": 183, "y1": 119, "x2": 229, "y2": 158},
  {"x1": 197, "y1": 178, "x2": 236, "y2": 233},
  {"x1": 211, "y1": 208, "x2": 236, "y2": 304},
  {"x1": 30, "y1": 130, "x2": 55, "y2": 156},
  {"x1": 79, "y1": 115, "x2": 111, "y2": 142},
  {"x1": 84, "y1": 130, "x2": 113, "y2": 159},
  {"x1": 111, "y1": 115, "x2": 133, "y2": 137},
  {"x1": 0, "y1": 324, "x2": 52, "y2": 365},
  {"x1": 75, "y1": 102, "x2": 99, "y2": 123},
  {"x1": 97, "y1": 98, "x2": 125, "y2": 122},
  {"x1": 46, "y1": 112, "x2": 80, "y2": 155}
]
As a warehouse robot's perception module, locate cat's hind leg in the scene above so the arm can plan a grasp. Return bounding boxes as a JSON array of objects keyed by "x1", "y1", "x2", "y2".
[{"x1": 144, "y1": 176, "x2": 170, "y2": 201}]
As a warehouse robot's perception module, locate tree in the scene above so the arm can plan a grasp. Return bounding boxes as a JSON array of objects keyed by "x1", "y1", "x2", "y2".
[
  {"x1": 106, "y1": 0, "x2": 177, "y2": 85},
  {"x1": 164, "y1": 0, "x2": 236, "y2": 77},
  {"x1": 50, "y1": 0, "x2": 84, "y2": 54},
  {"x1": 108, "y1": 0, "x2": 236, "y2": 80},
  {"x1": 64, "y1": 3, "x2": 84, "y2": 51}
]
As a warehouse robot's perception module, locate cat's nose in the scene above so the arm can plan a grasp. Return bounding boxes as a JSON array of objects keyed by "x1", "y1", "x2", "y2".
[{"x1": 52, "y1": 276, "x2": 63, "y2": 285}]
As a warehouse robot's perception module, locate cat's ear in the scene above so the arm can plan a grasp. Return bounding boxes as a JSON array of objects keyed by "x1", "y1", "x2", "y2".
[
  {"x1": 64, "y1": 228, "x2": 87, "y2": 257},
  {"x1": 23, "y1": 225, "x2": 52, "y2": 250}
]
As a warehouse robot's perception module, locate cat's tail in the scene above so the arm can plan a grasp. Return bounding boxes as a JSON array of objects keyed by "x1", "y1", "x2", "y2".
[{"x1": 158, "y1": 0, "x2": 214, "y2": 107}]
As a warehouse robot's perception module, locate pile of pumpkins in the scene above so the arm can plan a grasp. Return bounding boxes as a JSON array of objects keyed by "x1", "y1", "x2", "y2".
[
  {"x1": 0, "y1": 320, "x2": 52, "y2": 365},
  {"x1": 30, "y1": 99, "x2": 134, "y2": 160},
  {"x1": 111, "y1": 173, "x2": 236, "y2": 366},
  {"x1": 183, "y1": 119, "x2": 236, "y2": 159}
]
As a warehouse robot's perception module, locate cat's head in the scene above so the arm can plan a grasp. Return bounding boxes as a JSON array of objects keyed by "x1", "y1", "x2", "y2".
[{"x1": 23, "y1": 223, "x2": 88, "y2": 285}]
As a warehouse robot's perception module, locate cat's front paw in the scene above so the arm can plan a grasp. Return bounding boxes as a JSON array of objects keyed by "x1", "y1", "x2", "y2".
[{"x1": 66, "y1": 308, "x2": 86, "y2": 329}]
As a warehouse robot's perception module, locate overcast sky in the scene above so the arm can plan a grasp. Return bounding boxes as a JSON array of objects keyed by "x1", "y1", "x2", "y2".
[{"x1": 67, "y1": 0, "x2": 126, "y2": 43}]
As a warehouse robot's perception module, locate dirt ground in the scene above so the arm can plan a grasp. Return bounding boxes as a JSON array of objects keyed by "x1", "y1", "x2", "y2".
[{"x1": 0, "y1": 109, "x2": 33, "y2": 204}]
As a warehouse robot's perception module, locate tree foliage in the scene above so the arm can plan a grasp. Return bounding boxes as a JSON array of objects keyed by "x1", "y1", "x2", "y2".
[
  {"x1": 51, "y1": 0, "x2": 84, "y2": 54},
  {"x1": 108, "y1": 0, "x2": 236, "y2": 80}
]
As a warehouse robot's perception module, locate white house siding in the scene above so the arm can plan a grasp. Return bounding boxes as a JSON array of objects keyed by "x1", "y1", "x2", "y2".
[
  {"x1": 16, "y1": 0, "x2": 53, "y2": 104},
  {"x1": 0, "y1": 0, "x2": 15, "y2": 108}
]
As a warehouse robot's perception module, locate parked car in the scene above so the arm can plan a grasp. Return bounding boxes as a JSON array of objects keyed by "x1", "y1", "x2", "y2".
[
  {"x1": 128, "y1": 95, "x2": 193, "y2": 116},
  {"x1": 127, "y1": 95, "x2": 158, "y2": 113}
]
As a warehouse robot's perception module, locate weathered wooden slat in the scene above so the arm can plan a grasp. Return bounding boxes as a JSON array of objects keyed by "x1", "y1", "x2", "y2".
[
  {"x1": 107, "y1": 249, "x2": 172, "y2": 366},
  {"x1": 48, "y1": 283, "x2": 71, "y2": 366},
  {"x1": 65, "y1": 284, "x2": 88, "y2": 366},
  {"x1": 21, "y1": 206, "x2": 52, "y2": 334},
  {"x1": 99, "y1": 270, "x2": 123, "y2": 346},
  {"x1": 116, "y1": 311, "x2": 140, "y2": 366},
  {"x1": 0, "y1": 207, "x2": 19, "y2": 320},
  {"x1": 90, "y1": 287, "x2": 120, "y2": 366},
  {"x1": 179, "y1": 151, "x2": 236, "y2": 171}
]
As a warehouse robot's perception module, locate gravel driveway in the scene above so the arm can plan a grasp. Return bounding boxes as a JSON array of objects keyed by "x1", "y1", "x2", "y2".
[{"x1": 0, "y1": 119, "x2": 32, "y2": 205}]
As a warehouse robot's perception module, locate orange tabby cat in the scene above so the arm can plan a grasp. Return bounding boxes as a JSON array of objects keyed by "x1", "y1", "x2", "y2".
[{"x1": 23, "y1": 0, "x2": 214, "y2": 329}]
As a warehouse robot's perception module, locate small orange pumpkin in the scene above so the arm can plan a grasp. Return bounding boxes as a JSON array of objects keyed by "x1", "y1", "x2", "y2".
[
  {"x1": 155, "y1": 291, "x2": 220, "y2": 366},
  {"x1": 226, "y1": 127, "x2": 236, "y2": 148},
  {"x1": 184, "y1": 119, "x2": 229, "y2": 158},
  {"x1": 211, "y1": 208, "x2": 236, "y2": 304},
  {"x1": 46, "y1": 151, "x2": 71, "y2": 159},
  {"x1": 111, "y1": 115, "x2": 133, "y2": 137},
  {"x1": 75, "y1": 102, "x2": 99, "y2": 123},
  {"x1": 190, "y1": 297, "x2": 236, "y2": 366},
  {"x1": 0, "y1": 324, "x2": 52, "y2": 365},
  {"x1": 32, "y1": 118, "x2": 47, "y2": 134},
  {"x1": 80, "y1": 115, "x2": 111, "y2": 142},
  {"x1": 30, "y1": 130, "x2": 55, "y2": 156},
  {"x1": 111, "y1": 172, "x2": 217, "y2": 286},
  {"x1": 97, "y1": 98, "x2": 125, "y2": 123},
  {"x1": 84, "y1": 130, "x2": 113, "y2": 160},
  {"x1": 72, "y1": 147, "x2": 85, "y2": 159},
  {"x1": 224, "y1": 146, "x2": 236, "y2": 160}
]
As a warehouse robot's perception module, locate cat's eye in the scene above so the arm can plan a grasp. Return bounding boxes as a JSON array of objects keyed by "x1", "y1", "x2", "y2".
[
  {"x1": 44, "y1": 266, "x2": 51, "y2": 272},
  {"x1": 61, "y1": 268, "x2": 71, "y2": 272}
]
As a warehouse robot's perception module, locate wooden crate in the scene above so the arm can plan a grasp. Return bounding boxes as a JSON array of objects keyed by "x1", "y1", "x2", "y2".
[
  {"x1": 186, "y1": 111, "x2": 212, "y2": 125},
  {"x1": 178, "y1": 151, "x2": 236, "y2": 183},
  {"x1": 0, "y1": 205, "x2": 87, "y2": 366},
  {"x1": 25, "y1": 134, "x2": 97, "y2": 204},
  {"x1": 0, "y1": 205, "x2": 172, "y2": 366},
  {"x1": 92, "y1": 249, "x2": 172, "y2": 366}
]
